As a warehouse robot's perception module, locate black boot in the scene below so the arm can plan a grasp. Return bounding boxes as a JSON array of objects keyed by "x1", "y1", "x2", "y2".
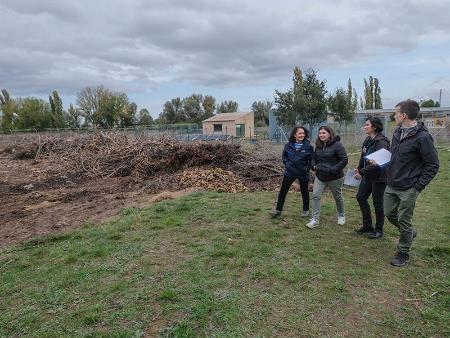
[
  {"x1": 368, "y1": 231, "x2": 383, "y2": 239},
  {"x1": 354, "y1": 226, "x2": 373, "y2": 234},
  {"x1": 390, "y1": 252, "x2": 409, "y2": 267}
]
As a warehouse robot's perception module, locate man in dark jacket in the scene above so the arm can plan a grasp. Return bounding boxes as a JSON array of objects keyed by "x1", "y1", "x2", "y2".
[{"x1": 384, "y1": 99, "x2": 439, "y2": 267}]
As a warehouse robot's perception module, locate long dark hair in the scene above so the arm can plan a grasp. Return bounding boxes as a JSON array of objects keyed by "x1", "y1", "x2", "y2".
[
  {"x1": 288, "y1": 125, "x2": 310, "y2": 143},
  {"x1": 315, "y1": 125, "x2": 336, "y2": 148}
]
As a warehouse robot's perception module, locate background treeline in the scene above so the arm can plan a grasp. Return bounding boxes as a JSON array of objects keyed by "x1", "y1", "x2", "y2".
[
  {"x1": 0, "y1": 86, "x2": 245, "y2": 131},
  {"x1": 1, "y1": 66, "x2": 440, "y2": 131},
  {"x1": 0, "y1": 87, "x2": 146, "y2": 131}
]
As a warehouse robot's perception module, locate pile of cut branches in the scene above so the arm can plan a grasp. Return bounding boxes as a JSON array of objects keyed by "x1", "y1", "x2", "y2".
[
  {"x1": 7, "y1": 133, "x2": 290, "y2": 192},
  {"x1": 230, "y1": 150, "x2": 284, "y2": 191},
  {"x1": 31, "y1": 133, "x2": 244, "y2": 178}
]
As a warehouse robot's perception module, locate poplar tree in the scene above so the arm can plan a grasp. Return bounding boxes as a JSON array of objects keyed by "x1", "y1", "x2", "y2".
[
  {"x1": 49, "y1": 90, "x2": 65, "y2": 128},
  {"x1": 362, "y1": 76, "x2": 382, "y2": 109},
  {"x1": 0, "y1": 89, "x2": 15, "y2": 130}
]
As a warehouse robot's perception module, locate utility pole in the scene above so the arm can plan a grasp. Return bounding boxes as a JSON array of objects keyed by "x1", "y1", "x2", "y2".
[{"x1": 439, "y1": 89, "x2": 442, "y2": 107}]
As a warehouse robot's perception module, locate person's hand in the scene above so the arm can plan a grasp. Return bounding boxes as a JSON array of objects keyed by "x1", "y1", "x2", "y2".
[
  {"x1": 354, "y1": 172, "x2": 362, "y2": 180},
  {"x1": 367, "y1": 159, "x2": 377, "y2": 166},
  {"x1": 353, "y1": 168, "x2": 359, "y2": 175}
]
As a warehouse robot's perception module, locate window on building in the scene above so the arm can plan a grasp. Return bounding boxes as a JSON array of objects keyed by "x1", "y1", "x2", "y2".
[{"x1": 213, "y1": 124, "x2": 223, "y2": 132}]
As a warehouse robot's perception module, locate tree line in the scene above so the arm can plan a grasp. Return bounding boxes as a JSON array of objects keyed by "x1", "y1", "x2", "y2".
[
  {"x1": 158, "y1": 95, "x2": 240, "y2": 124},
  {"x1": 0, "y1": 86, "x2": 247, "y2": 131},
  {"x1": 0, "y1": 87, "x2": 148, "y2": 131},
  {"x1": 273, "y1": 67, "x2": 440, "y2": 129},
  {"x1": 1, "y1": 69, "x2": 439, "y2": 132}
]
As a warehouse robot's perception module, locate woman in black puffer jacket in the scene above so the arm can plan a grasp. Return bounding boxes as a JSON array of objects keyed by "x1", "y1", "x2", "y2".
[
  {"x1": 306, "y1": 126, "x2": 348, "y2": 228},
  {"x1": 270, "y1": 126, "x2": 314, "y2": 218},
  {"x1": 354, "y1": 116, "x2": 390, "y2": 238}
]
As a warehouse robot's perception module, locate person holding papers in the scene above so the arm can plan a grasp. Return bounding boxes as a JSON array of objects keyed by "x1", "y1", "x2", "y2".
[
  {"x1": 306, "y1": 126, "x2": 348, "y2": 229},
  {"x1": 354, "y1": 117, "x2": 390, "y2": 239},
  {"x1": 270, "y1": 126, "x2": 314, "y2": 218},
  {"x1": 383, "y1": 100, "x2": 439, "y2": 267}
]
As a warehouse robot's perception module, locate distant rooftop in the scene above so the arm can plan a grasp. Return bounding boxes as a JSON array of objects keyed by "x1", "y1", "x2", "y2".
[{"x1": 203, "y1": 112, "x2": 252, "y2": 122}]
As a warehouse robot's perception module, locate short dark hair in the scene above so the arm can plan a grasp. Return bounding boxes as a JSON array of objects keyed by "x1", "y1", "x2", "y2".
[
  {"x1": 365, "y1": 116, "x2": 383, "y2": 133},
  {"x1": 395, "y1": 99, "x2": 420, "y2": 120},
  {"x1": 315, "y1": 125, "x2": 336, "y2": 148},
  {"x1": 288, "y1": 125, "x2": 310, "y2": 142}
]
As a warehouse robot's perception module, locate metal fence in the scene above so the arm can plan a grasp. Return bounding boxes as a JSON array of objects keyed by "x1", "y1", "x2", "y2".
[
  {"x1": 0, "y1": 124, "x2": 252, "y2": 146},
  {"x1": 1, "y1": 118, "x2": 448, "y2": 147}
]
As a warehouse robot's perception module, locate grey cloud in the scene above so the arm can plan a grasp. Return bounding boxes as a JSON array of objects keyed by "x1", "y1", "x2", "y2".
[
  {"x1": 1, "y1": 0, "x2": 84, "y2": 21},
  {"x1": 0, "y1": 0, "x2": 449, "y2": 96}
]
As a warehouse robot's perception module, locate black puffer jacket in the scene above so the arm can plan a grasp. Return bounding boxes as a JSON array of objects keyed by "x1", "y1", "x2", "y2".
[
  {"x1": 387, "y1": 122, "x2": 439, "y2": 192},
  {"x1": 313, "y1": 136, "x2": 348, "y2": 182},
  {"x1": 357, "y1": 133, "x2": 390, "y2": 183}
]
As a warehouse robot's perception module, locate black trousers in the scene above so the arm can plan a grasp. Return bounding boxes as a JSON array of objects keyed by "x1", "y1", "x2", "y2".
[
  {"x1": 276, "y1": 175, "x2": 309, "y2": 212},
  {"x1": 356, "y1": 180, "x2": 386, "y2": 232}
]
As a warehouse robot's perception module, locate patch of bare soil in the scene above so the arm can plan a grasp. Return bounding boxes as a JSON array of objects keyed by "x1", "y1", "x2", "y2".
[{"x1": 0, "y1": 155, "x2": 181, "y2": 250}]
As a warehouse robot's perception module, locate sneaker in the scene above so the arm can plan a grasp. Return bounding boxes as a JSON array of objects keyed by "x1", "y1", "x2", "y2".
[
  {"x1": 390, "y1": 252, "x2": 410, "y2": 267},
  {"x1": 368, "y1": 231, "x2": 383, "y2": 239},
  {"x1": 337, "y1": 216, "x2": 346, "y2": 225},
  {"x1": 306, "y1": 219, "x2": 319, "y2": 229},
  {"x1": 300, "y1": 210, "x2": 309, "y2": 217},
  {"x1": 269, "y1": 210, "x2": 282, "y2": 218},
  {"x1": 354, "y1": 226, "x2": 373, "y2": 234}
]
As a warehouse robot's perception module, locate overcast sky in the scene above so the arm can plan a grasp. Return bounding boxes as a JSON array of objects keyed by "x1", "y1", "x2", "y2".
[{"x1": 1, "y1": 0, "x2": 449, "y2": 116}]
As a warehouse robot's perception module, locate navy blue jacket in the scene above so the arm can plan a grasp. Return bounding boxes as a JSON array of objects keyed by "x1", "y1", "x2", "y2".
[{"x1": 282, "y1": 140, "x2": 314, "y2": 180}]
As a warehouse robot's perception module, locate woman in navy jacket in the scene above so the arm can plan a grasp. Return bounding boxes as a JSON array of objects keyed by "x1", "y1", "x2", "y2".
[{"x1": 270, "y1": 126, "x2": 314, "y2": 218}]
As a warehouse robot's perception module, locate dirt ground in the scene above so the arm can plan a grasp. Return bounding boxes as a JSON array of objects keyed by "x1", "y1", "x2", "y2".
[{"x1": 0, "y1": 151, "x2": 194, "y2": 250}]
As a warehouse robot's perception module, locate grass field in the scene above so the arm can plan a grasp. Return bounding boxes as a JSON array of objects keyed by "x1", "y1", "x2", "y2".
[{"x1": 1, "y1": 147, "x2": 449, "y2": 337}]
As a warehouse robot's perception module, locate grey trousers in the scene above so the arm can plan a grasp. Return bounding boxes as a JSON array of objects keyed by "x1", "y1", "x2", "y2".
[{"x1": 311, "y1": 177, "x2": 345, "y2": 221}]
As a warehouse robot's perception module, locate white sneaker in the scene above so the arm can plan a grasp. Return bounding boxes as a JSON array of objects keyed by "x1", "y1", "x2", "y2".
[
  {"x1": 300, "y1": 210, "x2": 309, "y2": 217},
  {"x1": 337, "y1": 216, "x2": 346, "y2": 225},
  {"x1": 306, "y1": 219, "x2": 319, "y2": 229}
]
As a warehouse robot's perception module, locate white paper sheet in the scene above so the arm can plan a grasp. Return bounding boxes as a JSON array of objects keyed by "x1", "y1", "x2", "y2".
[
  {"x1": 364, "y1": 148, "x2": 391, "y2": 167},
  {"x1": 344, "y1": 169, "x2": 361, "y2": 187}
]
